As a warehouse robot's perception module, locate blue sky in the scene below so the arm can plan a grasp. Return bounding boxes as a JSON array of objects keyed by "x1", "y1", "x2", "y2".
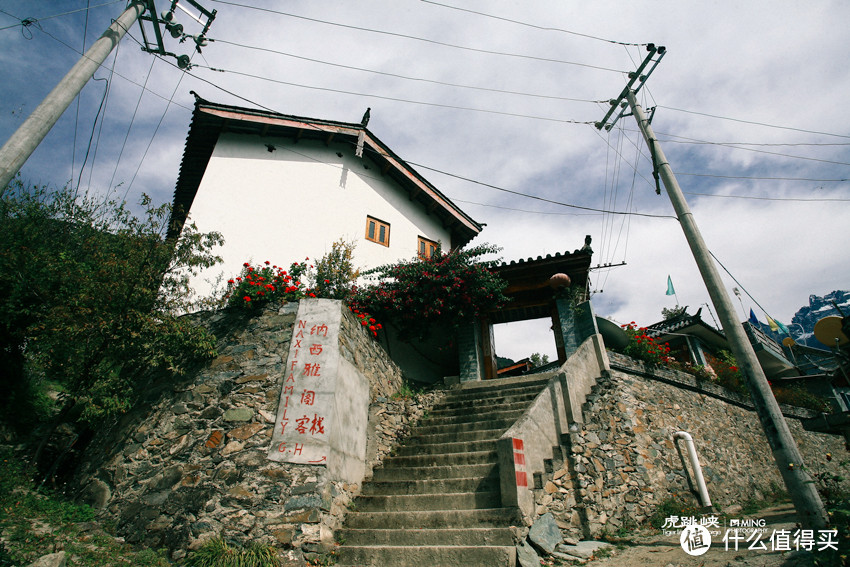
[{"x1": 1, "y1": 1, "x2": 848, "y2": 361}]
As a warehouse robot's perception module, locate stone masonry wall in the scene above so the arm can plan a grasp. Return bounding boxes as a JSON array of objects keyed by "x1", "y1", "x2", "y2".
[
  {"x1": 535, "y1": 355, "x2": 849, "y2": 540},
  {"x1": 74, "y1": 301, "x2": 439, "y2": 565}
]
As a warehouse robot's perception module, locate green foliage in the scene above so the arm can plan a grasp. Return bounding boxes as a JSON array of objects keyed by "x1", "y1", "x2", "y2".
[
  {"x1": 225, "y1": 260, "x2": 312, "y2": 309},
  {"x1": 185, "y1": 537, "x2": 279, "y2": 567},
  {"x1": 0, "y1": 179, "x2": 222, "y2": 427},
  {"x1": 349, "y1": 243, "x2": 508, "y2": 341},
  {"x1": 771, "y1": 384, "x2": 831, "y2": 412},
  {"x1": 529, "y1": 353, "x2": 550, "y2": 368},
  {"x1": 312, "y1": 239, "x2": 360, "y2": 300},
  {"x1": 647, "y1": 494, "x2": 703, "y2": 529},
  {"x1": 661, "y1": 305, "x2": 687, "y2": 320},
  {"x1": 392, "y1": 380, "x2": 423, "y2": 400},
  {"x1": 620, "y1": 322, "x2": 672, "y2": 366}
]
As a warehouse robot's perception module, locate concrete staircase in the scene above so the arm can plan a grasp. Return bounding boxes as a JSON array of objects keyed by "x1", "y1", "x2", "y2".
[{"x1": 336, "y1": 375, "x2": 554, "y2": 567}]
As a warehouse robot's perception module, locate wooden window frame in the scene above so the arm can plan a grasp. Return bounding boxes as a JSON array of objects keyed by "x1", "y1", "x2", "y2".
[
  {"x1": 418, "y1": 236, "x2": 439, "y2": 259},
  {"x1": 365, "y1": 216, "x2": 390, "y2": 247}
]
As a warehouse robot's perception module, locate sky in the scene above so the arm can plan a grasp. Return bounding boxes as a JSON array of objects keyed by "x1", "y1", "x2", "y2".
[{"x1": 1, "y1": 0, "x2": 848, "y2": 362}]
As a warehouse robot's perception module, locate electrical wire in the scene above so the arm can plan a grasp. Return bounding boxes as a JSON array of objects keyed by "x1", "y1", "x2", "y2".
[
  {"x1": 85, "y1": 37, "x2": 121, "y2": 194},
  {"x1": 72, "y1": 0, "x2": 91, "y2": 184},
  {"x1": 406, "y1": 160, "x2": 678, "y2": 219},
  {"x1": 419, "y1": 0, "x2": 648, "y2": 47},
  {"x1": 451, "y1": 198, "x2": 600, "y2": 216},
  {"x1": 193, "y1": 64, "x2": 597, "y2": 125},
  {"x1": 208, "y1": 37, "x2": 607, "y2": 105},
  {"x1": 0, "y1": 1, "x2": 123, "y2": 31},
  {"x1": 676, "y1": 172, "x2": 849, "y2": 183},
  {"x1": 124, "y1": 55, "x2": 191, "y2": 201},
  {"x1": 657, "y1": 105, "x2": 850, "y2": 140},
  {"x1": 680, "y1": 191, "x2": 850, "y2": 202},
  {"x1": 205, "y1": 0, "x2": 627, "y2": 73},
  {"x1": 74, "y1": 75, "x2": 108, "y2": 197},
  {"x1": 109, "y1": 56, "x2": 156, "y2": 192},
  {"x1": 708, "y1": 249, "x2": 787, "y2": 329}
]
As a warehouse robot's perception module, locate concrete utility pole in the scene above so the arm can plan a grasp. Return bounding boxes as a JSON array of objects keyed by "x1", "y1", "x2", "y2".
[
  {"x1": 0, "y1": 1, "x2": 148, "y2": 196},
  {"x1": 623, "y1": 88, "x2": 828, "y2": 529}
]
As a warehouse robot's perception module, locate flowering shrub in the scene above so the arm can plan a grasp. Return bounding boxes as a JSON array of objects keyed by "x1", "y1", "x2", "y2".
[
  {"x1": 225, "y1": 260, "x2": 314, "y2": 308},
  {"x1": 350, "y1": 306, "x2": 383, "y2": 338},
  {"x1": 620, "y1": 322, "x2": 671, "y2": 366},
  {"x1": 349, "y1": 243, "x2": 508, "y2": 341}
]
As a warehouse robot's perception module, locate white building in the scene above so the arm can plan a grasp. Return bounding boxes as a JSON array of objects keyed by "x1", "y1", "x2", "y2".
[{"x1": 168, "y1": 96, "x2": 483, "y2": 296}]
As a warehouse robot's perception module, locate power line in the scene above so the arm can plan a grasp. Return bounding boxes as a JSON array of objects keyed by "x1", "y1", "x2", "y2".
[
  {"x1": 452, "y1": 198, "x2": 599, "y2": 216},
  {"x1": 662, "y1": 138, "x2": 850, "y2": 166},
  {"x1": 109, "y1": 56, "x2": 156, "y2": 192},
  {"x1": 208, "y1": 37, "x2": 606, "y2": 105},
  {"x1": 205, "y1": 0, "x2": 627, "y2": 73},
  {"x1": 657, "y1": 105, "x2": 850, "y2": 139},
  {"x1": 419, "y1": 0, "x2": 648, "y2": 47},
  {"x1": 676, "y1": 172, "x2": 849, "y2": 183},
  {"x1": 0, "y1": 1, "x2": 123, "y2": 31},
  {"x1": 194, "y1": 64, "x2": 597, "y2": 125},
  {"x1": 407, "y1": 160, "x2": 678, "y2": 219},
  {"x1": 681, "y1": 190, "x2": 850, "y2": 202}
]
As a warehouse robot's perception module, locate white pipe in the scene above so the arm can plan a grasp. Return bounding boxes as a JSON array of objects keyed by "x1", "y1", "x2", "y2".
[{"x1": 673, "y1": 431, "x2": 712, "y2": 508}]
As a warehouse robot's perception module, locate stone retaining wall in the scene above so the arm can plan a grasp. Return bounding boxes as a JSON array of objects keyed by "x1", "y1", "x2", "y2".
[
  {"x1": 535, "y1": 356, "x2": 849, "y2": 539},
  {"x1": 74, "y1": 301, "x2": 439, "y2": 565}
]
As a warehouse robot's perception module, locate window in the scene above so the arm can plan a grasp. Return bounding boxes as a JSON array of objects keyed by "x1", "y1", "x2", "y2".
[
  {"x1": 365, "y1": 216, "x2": 390, "y2": 247},
  {"x1": 418, "y1": 236, "x2": 439, "y2": 259}
]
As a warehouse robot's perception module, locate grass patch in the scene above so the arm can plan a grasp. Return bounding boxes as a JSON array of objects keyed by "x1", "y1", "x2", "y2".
[
  {"x1": 0, "y1": 446, "x2": 172, "y2": 566},
  {"x1": 647, "y1": 494, "x2": 704, "y2": 530},
  {"x1": 184, "y1": 537, "x2": 279, "y2": 567}
]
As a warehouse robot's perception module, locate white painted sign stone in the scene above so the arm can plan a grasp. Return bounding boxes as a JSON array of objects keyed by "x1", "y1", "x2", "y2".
[{"x1": 268, "y1": 299, "x2": 342, "y2": 466}]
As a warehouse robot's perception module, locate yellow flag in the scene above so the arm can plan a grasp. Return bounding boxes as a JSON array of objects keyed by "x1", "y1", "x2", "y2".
[{"x1": 766, "y1": 316, "x2": 779, "y2": 332}]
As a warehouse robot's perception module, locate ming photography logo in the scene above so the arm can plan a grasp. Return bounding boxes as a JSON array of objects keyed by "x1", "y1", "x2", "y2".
[{"x1": 662, "y1": 515, "x2": 839, "y2": 557}]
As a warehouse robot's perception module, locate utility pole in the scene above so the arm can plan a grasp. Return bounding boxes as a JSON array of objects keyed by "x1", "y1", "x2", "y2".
[
  {"x1": 597, "y1": 46, "x2": 828, "y2": 530},
  {"x1": 0, "y1": 2, "x2": 147, "y2": 195},
  {"x1": 0, "y1": 0, "x2": 216, "y2": 197}
]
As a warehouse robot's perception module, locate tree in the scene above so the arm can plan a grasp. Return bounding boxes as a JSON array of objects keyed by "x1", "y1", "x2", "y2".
[
  {"x1": 529, "y1": 353, "x2": 550, "y2": 368},
  {"x1": 0, "y1": 179, "x2": 223, "y2": 429},
  {"x1": 661, "y1": 305, "x2": 687, "y2": 320}
]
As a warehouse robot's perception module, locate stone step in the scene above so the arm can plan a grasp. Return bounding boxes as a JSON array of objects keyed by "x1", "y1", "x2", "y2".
[
  {"x1": 435, "y1": 392, "x2": 541, "y2": 411},
  {"x1": 370, "y1": 463, "x2": 497, "y2": 482},
  {"x1": 336, "y1": 544, "x2": 516, "y2": 567},
  {"x1": 443, "y1": 380, "x2": 550, "y2": 403},
  {"x1": 356, "y1": 490, "x2": 502, "y2": 512},
  {"x1": 361, "y1": 475, "x2": 499, "y2": 496},
  {"x1": 412, "y1": 417, "x2": 516, "y2": 436},
  {"x1": 394, "y1": 438, "x2": 496, "y2": 456},
  {"x1": 428, "y1": 400, "x2": 532, "y2": 418},
  {"x1": 379, "y1": 449, "x2": 497, "y2": 468},
  {"x1": 337, "y1": 527, "x2": 515, "y2": 547},
  {"x1": 404, "y1": 427, "x2": 505, "y2": 445},
  {"x1": 344, "y1": 508, "x2": 521, "y2": 529},
  {"x1": 417, "y1": 408, "x2": 525, "y2": 426}
]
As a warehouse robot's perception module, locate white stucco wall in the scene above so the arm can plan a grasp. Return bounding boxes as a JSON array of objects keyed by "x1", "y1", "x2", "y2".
[{"x1": 187, "y1": 132, "x2": 453, "y2": 298}]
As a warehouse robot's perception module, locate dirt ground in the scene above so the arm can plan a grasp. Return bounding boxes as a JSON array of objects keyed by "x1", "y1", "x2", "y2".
[{"x1": 580, "y1": 504, "x2": 841, "y2": 567}]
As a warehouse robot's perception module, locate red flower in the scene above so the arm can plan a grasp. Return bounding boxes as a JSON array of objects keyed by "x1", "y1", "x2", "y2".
[{"x1": 244, "y1": 296, "x2": 251, "y2": 302}]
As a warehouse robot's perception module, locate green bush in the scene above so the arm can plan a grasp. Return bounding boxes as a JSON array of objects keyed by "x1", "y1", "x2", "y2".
[
  {"x1": 0, "y1": 179, "x2": 222, "y2": 429},
  {"x1": 312, "y1": 239, "x2": 359, "y2": 300}
]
